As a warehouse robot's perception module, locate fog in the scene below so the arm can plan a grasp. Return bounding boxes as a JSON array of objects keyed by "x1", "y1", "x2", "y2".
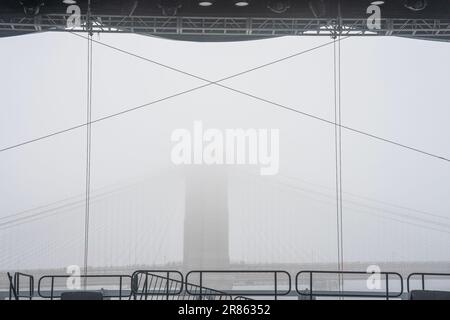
[{"x1": 0, "y1": 32, "x2": 449, "y2": 271}]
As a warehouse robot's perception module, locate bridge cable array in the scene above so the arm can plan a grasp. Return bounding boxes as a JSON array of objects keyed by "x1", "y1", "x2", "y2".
[
  {"x1": 0, "y1": 34, "x2": 448, "y2": 164},
  {"x1": 0, "y1": 36, "x2": 343, "y2": 153}
]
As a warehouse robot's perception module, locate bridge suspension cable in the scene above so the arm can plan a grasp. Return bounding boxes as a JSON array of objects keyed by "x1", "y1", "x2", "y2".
[
  {"x1": 0, "y1": 34, "x2": 448, "y2": 164},
  {"x1": 83, "y1": 1, "x2": 94, "y2": 286},
  {"x1": 333, "y1": 23, "x2": 344, "y2": 293},
  {"x1": 0, "y1": 36, "x2": 343, "y2": 153}
]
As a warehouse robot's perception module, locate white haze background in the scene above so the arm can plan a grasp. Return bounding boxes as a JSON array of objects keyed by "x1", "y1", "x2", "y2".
[{"x1": 0, "y1": 32, "x2": 449, "y2": 271}]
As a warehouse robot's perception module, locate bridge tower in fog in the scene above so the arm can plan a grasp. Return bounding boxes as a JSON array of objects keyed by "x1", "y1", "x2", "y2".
[{"x1": 183, "y1": 166, "x2": 230, "y2": 270}]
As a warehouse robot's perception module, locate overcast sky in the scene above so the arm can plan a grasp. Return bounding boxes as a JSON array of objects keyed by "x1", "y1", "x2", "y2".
[{"x1": 0, "y1": 32, "x2": 449, "y2": 271}]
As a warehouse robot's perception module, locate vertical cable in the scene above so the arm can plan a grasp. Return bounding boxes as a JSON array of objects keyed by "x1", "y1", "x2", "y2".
[
  {"x1": 337, "y1": 23, "x2": 344, "y2": 290},
  {"x1": 83, "y1": 0, "x2": 93, "y2": 289},
  {"x1": 333, "y1": 37, "x2": 341, "y2": 290},
  {"x1": 338, "y1": 22, "x2": 344, "y2": 293},
  {"x1": 334, "y1": 0, "x2": 345, "y2": 295}
]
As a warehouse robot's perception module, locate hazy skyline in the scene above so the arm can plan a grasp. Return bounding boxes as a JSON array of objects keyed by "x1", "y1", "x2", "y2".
[{"x1": 0, "y1": 32, "x2": 449, "y2": 271}]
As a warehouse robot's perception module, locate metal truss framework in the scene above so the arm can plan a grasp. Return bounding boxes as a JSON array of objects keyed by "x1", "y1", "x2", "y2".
[{"x1": 0, "y1": 14, "x2": 450, "y2": 40}]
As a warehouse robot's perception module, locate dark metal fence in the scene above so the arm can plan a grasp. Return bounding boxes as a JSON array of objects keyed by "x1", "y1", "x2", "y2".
[
  {"x1": 37, "y1": 274, "x2": 132, "y2": 300},
  {"x1": 132, "y1": 270, "x2": 183, "y2": 300},
  {"x1": 7, "y1": 269, "x2": 450, "y2": 300},
  {"x1": 185, "y1": 270, "x2": 291, "y2": 300},
  {"x1": 14, "y1": 272, "x2": 34, "y2": 300},
  {"x1": 295, "y1": 270, "x2": 404, "y2": 300},
  {"x1": 132, "y1": 270, "x2": 232, "y2": 300},
  {"x1": 7, "y1": 272, "x2": 18, "y2": 300},
  {"x1": 407, "y1": 272, "x2": 450, "y2": 292}
]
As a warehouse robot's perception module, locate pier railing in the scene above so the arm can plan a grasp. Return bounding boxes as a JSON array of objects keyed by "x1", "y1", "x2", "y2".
[
  {"x1": 185, "y1": 270, "x2": 291, "y2": 300},
  {"x1": 37, "y1": 274, "x2": 132, "y2": 300},
  {"x1": 407, "y1": 272, "x2": 450, "y2": 292},
  {"x1": 295, "y1": 270, "x2": 404, "y2": 300},
  {"x1": 5, "y1": 269, "x2": 450, "y2": 300}
]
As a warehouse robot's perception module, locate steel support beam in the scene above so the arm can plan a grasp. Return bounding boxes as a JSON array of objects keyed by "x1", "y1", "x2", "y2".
[{"x1": 0, "y1": 14, "x2": 449, "y2": 40}]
